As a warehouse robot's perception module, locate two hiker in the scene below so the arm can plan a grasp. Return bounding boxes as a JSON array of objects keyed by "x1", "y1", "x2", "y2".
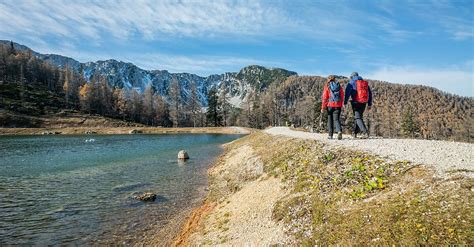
[{"x1": 320, "y1": 72, "x2": 372, "y2": 139}]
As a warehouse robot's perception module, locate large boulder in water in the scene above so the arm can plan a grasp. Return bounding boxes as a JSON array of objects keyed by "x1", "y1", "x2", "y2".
[
  {"x1": 178, "y1": 150, "x2": 189, "y2": 160},
  {"x1": 134, "y1": 192, "x2": 157, "y2": 202}
]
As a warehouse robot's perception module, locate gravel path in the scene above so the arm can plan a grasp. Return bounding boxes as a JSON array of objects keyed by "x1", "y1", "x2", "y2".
[{"x1": 265, "y1": 127, "x2": 474, "y2": 177}]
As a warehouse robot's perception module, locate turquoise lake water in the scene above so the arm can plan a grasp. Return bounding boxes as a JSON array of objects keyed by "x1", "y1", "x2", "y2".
[{"x1": 0, "y1": 134, "x2": 242, "y2": 245}]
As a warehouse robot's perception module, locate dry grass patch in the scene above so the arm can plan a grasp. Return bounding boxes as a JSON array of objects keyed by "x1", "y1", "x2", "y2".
[{"x1": 240, "y1": 132, "x2": 472, "y2": 245}]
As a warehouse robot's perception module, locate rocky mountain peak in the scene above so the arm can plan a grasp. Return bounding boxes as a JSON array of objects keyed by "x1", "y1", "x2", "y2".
[{"x1": 1, "y1": 40, "x2": 297, "y2": 107}]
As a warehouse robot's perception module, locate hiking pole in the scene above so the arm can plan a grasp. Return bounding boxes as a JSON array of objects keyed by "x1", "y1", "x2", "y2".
[
  {"x1": 367, "y1": 108, "x2": 371, "y2": 137},
  {"x1": 318, "y1": 112, "x2": 324, "y2": 133}
]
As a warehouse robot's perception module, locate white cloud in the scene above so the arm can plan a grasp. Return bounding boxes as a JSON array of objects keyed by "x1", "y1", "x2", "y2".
[
  {"x1": 1, "y1": 0, "x2": 470, "y2": 46},
  {"x1": 0, "y1": 0, "x2": 424, "y2": 47},
  {"x1": 39, "y1": 47, "x2": 280, "y2": 76},
  {"x1": 0, "y1": 0, "x2": 292, "y2": 41},
  {"x1": 402, "y1": 0, "x2": 474, "y2": 41},
  {"x1": 123, "y1": 53, "x2": 282, "y2": 76},
  {"x1": 366, "y1": 62, "x2": 474, "y2": 97}
]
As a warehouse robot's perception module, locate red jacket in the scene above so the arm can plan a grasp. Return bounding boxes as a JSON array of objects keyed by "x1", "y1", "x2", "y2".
[{"x1": 321, "y1": 83, "x2": 344, "y2": 110}]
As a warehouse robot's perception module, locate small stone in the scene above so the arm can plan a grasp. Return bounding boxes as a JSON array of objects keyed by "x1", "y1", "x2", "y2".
[
  {"x1": 134, "y1": 192, "x2": 157, "y2": 202},
  {"x1": 178, "y1": 150, "x2": 189, "y2": 160}
]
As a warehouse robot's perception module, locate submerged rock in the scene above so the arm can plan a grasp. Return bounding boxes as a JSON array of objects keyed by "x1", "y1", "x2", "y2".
[
  {"x1": 178, "y1": 150, "x2": 189, "y2": 160},
  {"x1": 113, "y1": 182, "x2": 152, "y2": 192},
  {"x1": 133, "y1": 192, "x2": 157, "y2": 202}
]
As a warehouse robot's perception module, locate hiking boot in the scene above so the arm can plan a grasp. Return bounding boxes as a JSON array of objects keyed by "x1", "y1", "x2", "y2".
[
  {"x1": 352, "y1": 132, "x2": 357, "y2": 139},
  {"x1": 359, "y1": 133, "x2": 369, "y2": 139},
  {"x1": 337, "y1": 132, "x2": 342, "y2": 140},
  {"x1": 328, "y1": 135, "x2": 333, "y2": 140}
]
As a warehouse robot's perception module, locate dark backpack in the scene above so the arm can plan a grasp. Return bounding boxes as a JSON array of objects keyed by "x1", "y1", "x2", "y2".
[{"x1": 328, "y1": 81, "x2": 341, "y2": 102}]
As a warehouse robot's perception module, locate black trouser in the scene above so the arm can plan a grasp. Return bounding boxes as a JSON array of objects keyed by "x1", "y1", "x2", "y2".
[
  {"x1": 327, "y1": 107, "x2": 342, "y2": 136},
  {"x1": 351, "y1": 102, "x2": 368, "y2": 135}
]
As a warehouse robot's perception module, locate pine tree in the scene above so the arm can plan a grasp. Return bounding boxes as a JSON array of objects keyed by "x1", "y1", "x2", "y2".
[
  {"x1": 0, "y1": 45, "x2": 6, "y2": 84},
  {"x1": 248, "y1": 92, "x2": 262, "y2": 128},
  {"x1": 19, "y1": 64, "x2": 26, "y2": 102},
  {"x1": 190, "y1": 82, "x2": 201, "y2": 127},
  {"x1": 130, "y1": 89, "x2": 142, "y2": 122},
  {"x1": 219, "y1": 82, "x2": 231, "y2": 126},
  {"x1": 142, "y1": 84, "x2": 155, "y2": 125},
  {"x1": 169, "y1": 76, "x2": 181, "y2": 127},
  {"x1": 263, "y1": 84, "x2": 280, "y2": 126},
  {"x1": 206, "y1": 87, "x2": 221, "y2": 127},
  {"x1": 401, "y1": 107, "x2": 420, "y2": 137},
  {"x1": 98, "y1": 76, "x2": 113, "y2": 116},
  {"x1": 9, "y1": 41, "x2": 15, "y2": 55},
  {"x1": 154, "y1": 94, "x2": 172, "y2": 127}
]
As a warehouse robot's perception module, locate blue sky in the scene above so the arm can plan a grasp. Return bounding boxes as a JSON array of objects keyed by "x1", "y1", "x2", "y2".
[{"x1": 0, "y1": 0, "x2": 473, "y2": 96}]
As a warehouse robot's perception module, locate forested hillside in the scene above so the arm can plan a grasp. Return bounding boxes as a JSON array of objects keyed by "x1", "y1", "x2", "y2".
[
  {"x1": 1, "y1": 41, "x2": 471, "y2": 142},
  {"x1": 0, "y1": 42, "x2": 295, "y2": 128},
  {"x1": 239, "y1": 76, "x2": 472, "y2": 142},
  {"x1": 0, "y1": 42, "x2": 175, "y2": 127}
]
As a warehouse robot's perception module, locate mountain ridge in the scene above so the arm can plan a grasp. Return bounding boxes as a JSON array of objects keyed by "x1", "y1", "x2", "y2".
[{"x1": 0, "y1": 40, "x2": 297, "y2": 107}]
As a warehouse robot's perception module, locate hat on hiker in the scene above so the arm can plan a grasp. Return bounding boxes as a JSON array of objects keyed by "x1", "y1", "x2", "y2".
[{"x1": 351, "y1": 72, "x2": 359, "y2": 77}]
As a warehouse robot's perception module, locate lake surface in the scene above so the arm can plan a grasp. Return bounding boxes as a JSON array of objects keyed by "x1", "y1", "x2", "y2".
[{"x1": 0, "y1": 134, "x2": 242, "y2": 245}]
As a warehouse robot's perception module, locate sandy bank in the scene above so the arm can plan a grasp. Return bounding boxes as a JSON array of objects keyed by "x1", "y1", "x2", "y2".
[{"x1": 173, "y1": 140, "x2": 292, "y2": 246}]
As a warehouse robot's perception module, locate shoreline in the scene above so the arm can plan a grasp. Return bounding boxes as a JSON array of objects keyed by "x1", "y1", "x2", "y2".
[
  {"x1": 171, "y1": 140, "x2": 237, "y2": 246},
  {"x1": 147, "y1": 136, "x2": 247, "y2": 246},
  {"x1": 171, "y1": 142, "x2": 233, "y2": 247},
  {"x1": 172, "y1": 200, "x2": 216, "y2": 247},
  {"x1": 171, "y1": 132, "x2": 291, "y2": 246},
  {"x1": 0, "y1": 126, "x2": 251, "y2": 135}
]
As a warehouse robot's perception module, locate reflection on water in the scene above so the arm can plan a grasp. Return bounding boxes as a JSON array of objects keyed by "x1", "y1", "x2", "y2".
[{"x1": 0, "y1": 134, "x2": 241, "y2": 245}]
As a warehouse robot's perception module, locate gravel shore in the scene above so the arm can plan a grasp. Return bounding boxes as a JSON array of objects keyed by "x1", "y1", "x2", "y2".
[
  {"x1": 265, "y1": 127, "x2": 474, "y2": 177},
  {"x1": 183, "y1": 144, "x2": 291, "y2": 246}
]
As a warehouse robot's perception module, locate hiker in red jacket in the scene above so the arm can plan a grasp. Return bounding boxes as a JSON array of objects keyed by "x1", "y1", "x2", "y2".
[
  {"x1": 343, "y1": 72, "x2": 373, "y2": 139},
  {"x1": 321, "y1": 75, "x2": 344, "y2": 140}
]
